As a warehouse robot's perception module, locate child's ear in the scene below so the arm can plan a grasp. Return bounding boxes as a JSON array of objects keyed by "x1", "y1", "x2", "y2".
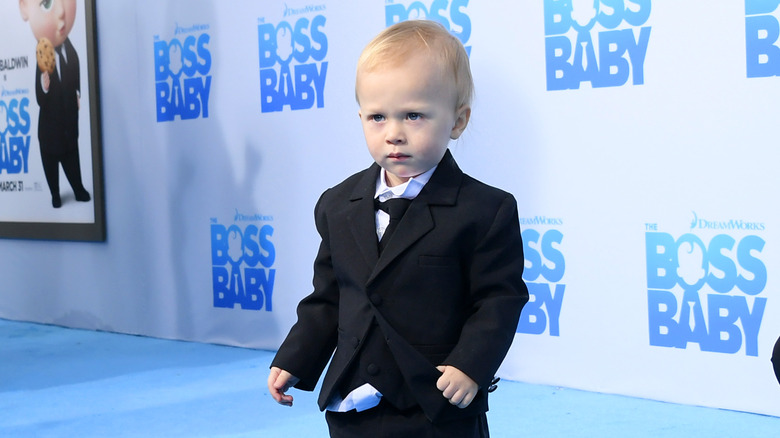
[{"x1": 450, "y1": 105, "x2": 471, "y2": 139}]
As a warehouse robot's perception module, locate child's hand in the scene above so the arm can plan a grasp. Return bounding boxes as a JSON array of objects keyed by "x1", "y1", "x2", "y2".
[
  {"x1": 41, "y1": 71, "x2": 50, "y2": 92},
  {"x1": 268, "y1": 366, "x2": 300, "y2": 407},
  {"x1": 436, "y1": 365, "x2": 478, "y2": 408}
]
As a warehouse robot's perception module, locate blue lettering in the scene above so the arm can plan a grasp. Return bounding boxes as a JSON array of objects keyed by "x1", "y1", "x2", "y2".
[
  {"x1": 598, "y1": 0, "x2": 624, "y2": 30},
  {"x1": 540, "y1": 229, "x2": 565, "y2": 282},
  {"x1": 544, "y1": 0, "x2": 572, "y2": 35},
  {"x1": 258, "y1": 224, "x2": 276, "y2": 267},
  {"x1": 678, "y1": 289, "x2": 709, "y2": 348},
  {"x1": 384, "y1": 1, "x2": 471, "y2": 53},
  {"x1": 647, "y1": 233, "x2": 768, "y2": 294},
  {"x1": 624, "y1": 0, "x2": 651, "y2": 26},
  {"x1": 648, "y1": 289, "x2": 681, "y2": 348},
  {"x1": 310, "y1": 15, "x2": 328, "y2": 61},
  {"x1": 0, "y1": 135, "x2": 31, "y2": 175},
  {"x1": 293, "y1": 18, "x2": 312, "y2": 63},
  {"x1": 741, "y1": 296, "x2": 767, "y2": 356},
  {"x1": 244, "y1": 268, "x2": 275, "y2": 311},
  {"x1": 745, "y1": 0, "x2": 780, "y2": 15},
  {"x1": 258, "y1": 16, "x2": 329, "y2": 65},
  {"x1": 517, "y1": 282, "x2": 564, "y2": 336},
  {"x1": 596, "y1": 29, "x2": 631, "y2": 87},
  {"x1": 243, "y1": 225, "x2": 261, "y2": 267},
  {"x1": 155, "y1": 82, "x2": 174, "y2": 122},
  {"x1": 0, "y1": 99, "x2": 31, "y2": 175},
  {"x1": 257, "y1": 17, "x2": 328, "y2": 113},
  {"x1": 211, "y1": 224, "x2": 230, "y2": 265},
  {"x1": 647, "y1": 232, "x2": 768, "y2": 356},
  {"x1": 212, "y1": 223, "x2": 275, "y2": 311},
  {"x1": 745, "y1": 15, "x2": 780, "y2": 78},
  {"x1": 519, "y1": 228, "x2": 565, "y2": 336},
  {"x1": 703, "y1": 294, "x2": 768, "y2": 356},
  {"x1": 706, "y1": 234, "x2": 737, "y2": 293},
  {"x1": 625, "y1": 26, "x2": 650, "y2": 84},
  {"x1": 522, "y1": 229, "x2": 542, "y2": 281},
  {"x1": 545, "y1": 0, "x2": 651, "y2": 90},
  {"x1": 213, "y1": 266, "x2": 274, "y2": 311},
  {"x1": 181, "y1": 35, "x2": 199, "y2": 77},
  {"x1": 449, "y1": 0, "x2": 472, "y2": 47},
  {"x1": 736, "y1": 235, "x2": 766, "y2": 295},
  {"x1": 704, "y1": 294, "x2": 744, "y2": 354},
  {"x1": 260, "y1": 68, "x2": 280, "y2": 112},
  {"x1": 260, "y1": 62, "x2": 327, "y2": 112},
  {"x1": 550, "y1": 26, "x2": 651, "y2": 90},
  {"x1": 385, "y1": 3, "x2": 407, "y2": 26},
  {"x1": 154, "y1": 35, "x2": 212, "y2": 122},
  {"x1": 258, "y1": 23, "x2": 277, "y2": 68},
  {"x1": 154, "y1": 40, "x2": 169, "y2": 81},
  {"x1": 212, "y1": 266, "x2": 232, "y2": 307},
  {"x1": 645, "y1": 232, "x2": 677, "y2": 290},
  {"x1": 545, "y1": 36, "x2": 573, "y2": 91},
  {"x1": 572, "y1": 32, "x2": 598, "y2": 89},
  {"x1": 156, "y1": 76, "x2": 211, "y2": 121},
  {"x1": 196, "y1": 33, "x2": 212, "y2": 74},
  {"x1": 180, "y1": 77, "x2": 201, "y2": 120},
  {"x1": 243, "y1": 224, "x2": 275, "y2": 268},
  {"x1": 6, "y1": 98, "x2": 31, "y2": 136},
  {"x1": 429, "y1": 0, "x2": 451, "y2": 30}
]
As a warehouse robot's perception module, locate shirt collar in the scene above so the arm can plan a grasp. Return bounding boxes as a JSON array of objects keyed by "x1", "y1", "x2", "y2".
[{"x1": 374, "y1": 166, "x2": 436, "y2": 201}]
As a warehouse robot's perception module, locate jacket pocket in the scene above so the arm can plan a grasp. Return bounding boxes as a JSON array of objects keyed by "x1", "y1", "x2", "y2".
[
  {"x1": 418, "y1": 255, "x2": 457, "y2": 268},
  {"x1": 413, "y1": 343, "x2": 456, "y2": 365}
]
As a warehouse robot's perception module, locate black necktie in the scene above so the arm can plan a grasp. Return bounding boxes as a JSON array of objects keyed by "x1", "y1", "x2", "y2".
[{"x1": 374, "y1": 197, "x2": 411, "y2": 254}]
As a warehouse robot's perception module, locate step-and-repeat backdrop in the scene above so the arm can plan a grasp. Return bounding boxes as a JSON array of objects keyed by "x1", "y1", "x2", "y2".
[{"x1": 1, "y1": 0, "x2": 778, "y2": 417}]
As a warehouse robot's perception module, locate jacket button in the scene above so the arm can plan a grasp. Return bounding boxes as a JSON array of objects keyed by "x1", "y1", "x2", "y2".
[
  {"x1": 366, "y1": 364, "x2": 380, "y2": 375},
  {"x1": 370, "y1": 294, "x2": 383, "y2": 306}
]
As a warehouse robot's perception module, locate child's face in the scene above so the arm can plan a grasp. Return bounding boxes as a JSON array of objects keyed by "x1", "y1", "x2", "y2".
[
  {"x1": 20, "y1": 0, "x2": 77, "y2": 47},
  {"x1": 357, "y1": 53, "x2": 470, "y2": 187}
]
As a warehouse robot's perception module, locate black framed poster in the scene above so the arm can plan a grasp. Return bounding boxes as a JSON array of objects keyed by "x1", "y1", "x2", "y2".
[{"x1": 1, "y1": 0, "x2": 105, "y2": 241}]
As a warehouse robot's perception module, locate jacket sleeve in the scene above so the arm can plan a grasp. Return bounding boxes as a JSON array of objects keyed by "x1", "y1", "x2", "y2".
[
  {"x1": 444, "y1": 193, "x2": 529, "y2": 388},
  {"x1": 270, "y1": 190, "x2": 340, "y2": 391}
]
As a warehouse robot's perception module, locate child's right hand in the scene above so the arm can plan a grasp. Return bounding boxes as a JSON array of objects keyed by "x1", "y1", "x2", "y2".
[
  {"x1": 268, "y1": 366, "x2": 300, "y2": 407},
  {"x1": 41, "y1": 72, "x2": 50, "y2": 93}
]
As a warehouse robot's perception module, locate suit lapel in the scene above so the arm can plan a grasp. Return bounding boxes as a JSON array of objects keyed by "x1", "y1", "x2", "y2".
[
  {"x1": 346, "y1": 165, "x2": 381, "y2": 269},
  {"x1": 368, "y1": 150, "x2": 464, "y2": 283}
]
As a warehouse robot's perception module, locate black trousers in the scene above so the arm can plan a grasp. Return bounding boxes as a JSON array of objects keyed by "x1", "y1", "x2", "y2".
[
  {"x1": 325, "y1": 400, "x2": 489, "y2": 438},
  {"x1": 40, "y1": 146, "x2": 87, "y2": 198}
]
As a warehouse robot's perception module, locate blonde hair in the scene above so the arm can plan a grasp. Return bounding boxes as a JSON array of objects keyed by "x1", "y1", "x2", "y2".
[{"x1": 356, "y1": 20, "x2": 473, "y2": 110}]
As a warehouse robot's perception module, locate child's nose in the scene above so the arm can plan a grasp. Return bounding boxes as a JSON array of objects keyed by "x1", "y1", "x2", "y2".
[{"x1": 385, "y1": 121, "x2": 406, "y2": 145}]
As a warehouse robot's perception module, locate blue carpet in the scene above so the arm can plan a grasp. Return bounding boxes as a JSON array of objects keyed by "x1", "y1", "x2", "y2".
[{"x1": 1, "y1": 319, "x2": 777, "y2": 437}]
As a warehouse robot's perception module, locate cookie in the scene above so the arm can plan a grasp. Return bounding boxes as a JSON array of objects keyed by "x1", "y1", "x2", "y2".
[{"x1": 36, "y1": 37, "x2": 56, "y2": 74}]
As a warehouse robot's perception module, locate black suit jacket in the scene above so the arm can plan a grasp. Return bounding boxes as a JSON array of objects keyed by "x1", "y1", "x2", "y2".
[
  {"x1": 35, "y1": 37, "x2": 80, "y2": 156},
  {"x1": 272, "y1": 150, "x2": 528, "y2": 422}
]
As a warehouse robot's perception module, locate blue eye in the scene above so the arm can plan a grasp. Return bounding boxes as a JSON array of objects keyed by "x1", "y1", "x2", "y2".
[
  {"x1": 370, "y1": 114, "x2": 385, "y2": 122},
  {"x1": 40, "y1": 0, "x2": 53, "y2": 11},
  {"x1": 407, "y1": 113, "x2": 422, "y2": 121}
]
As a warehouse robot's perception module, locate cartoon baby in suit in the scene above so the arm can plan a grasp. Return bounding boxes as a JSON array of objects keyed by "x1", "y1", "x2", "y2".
[{"x1": 20, "y1": 0, "x2": 90, "y2": 208}]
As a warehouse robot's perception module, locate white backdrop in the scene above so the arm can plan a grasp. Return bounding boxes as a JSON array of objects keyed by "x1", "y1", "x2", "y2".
[{"x1": 0, "y1": 0, "x2": 778, "y2": 417}]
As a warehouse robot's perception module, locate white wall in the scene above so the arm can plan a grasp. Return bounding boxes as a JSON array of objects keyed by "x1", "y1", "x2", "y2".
[{"x1": 1, "y1": 0, "x2": 777, "y2": 417}]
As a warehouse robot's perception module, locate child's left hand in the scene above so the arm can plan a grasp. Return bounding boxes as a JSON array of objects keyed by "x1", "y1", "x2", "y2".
[{"x1": 436, "y1": 365, "x2": 478, "y2": 408}]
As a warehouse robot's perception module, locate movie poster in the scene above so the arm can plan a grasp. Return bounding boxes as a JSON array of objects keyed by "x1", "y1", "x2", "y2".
[{"x1": 0, "y1": 0, "x2": 104, "y2": 241}]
